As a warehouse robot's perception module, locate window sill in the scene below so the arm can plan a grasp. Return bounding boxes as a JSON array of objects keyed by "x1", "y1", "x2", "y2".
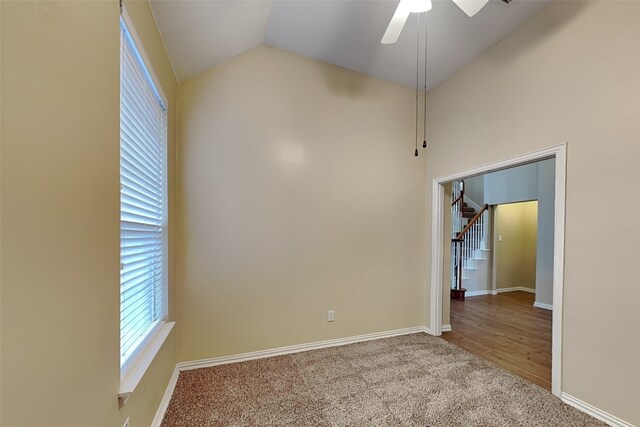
[{"x1": 118, "y1": 321, "x2": 175, "y2": 407}]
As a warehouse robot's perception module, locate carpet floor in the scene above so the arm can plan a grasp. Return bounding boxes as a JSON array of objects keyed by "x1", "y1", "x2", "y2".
[{"x1": 161, "y1": 333, "x2": 604, "y2": 426}]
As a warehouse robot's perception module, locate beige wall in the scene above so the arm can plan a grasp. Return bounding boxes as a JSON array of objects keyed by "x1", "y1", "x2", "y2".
[
  {"x1": 493, "y1": 202, "x2": 537, "y2": 290},
  {"x1": 426, "y1": 1, "x2": 640, "y2": 424},
  {"x1": 176, "y1": 45, "x2": 426, "y2": 361},
  {"x1": 0, "y1": 1, "x2": 177, "y2": 426}
]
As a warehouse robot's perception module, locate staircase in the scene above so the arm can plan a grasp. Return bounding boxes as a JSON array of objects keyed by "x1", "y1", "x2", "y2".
[{"x1": 451, "y1": 180, "x2": 490, "y2": 300}]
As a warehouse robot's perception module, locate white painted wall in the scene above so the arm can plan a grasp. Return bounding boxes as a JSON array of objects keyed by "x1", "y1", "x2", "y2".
[
  {"x1": 484, "y1": 162, "x2": 538, "y2": 205},
  {"x1": 464, "y1": 256, "x2": 492, "y2": 294},
  {"x1": 471, "y1": 160, "x2": 555, "y2": 305},
  {"x1": 463, "y1": 175, "x2": 484, "y2": 207},
  {"x1": 535, "y1": 159, "x2": 555, "y2": 307}
]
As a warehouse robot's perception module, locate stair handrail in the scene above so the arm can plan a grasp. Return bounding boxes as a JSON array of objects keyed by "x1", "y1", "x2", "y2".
[
  {"x1": 451, "y1": 202, "x2": 490, "y2": 298},
  {"x1": 454, "y1": 204, "x2": 489, "y2": 241}
]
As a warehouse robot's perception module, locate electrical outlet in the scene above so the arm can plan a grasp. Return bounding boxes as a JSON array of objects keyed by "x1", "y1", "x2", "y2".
[
  {"x1": 123, "y1": 418, "x2": 130, "y2": 427},
  {"x1": 327, "y1": 310, "x2": 335, "y2": 322},
  {"x1": 498, "y1": 235, "x2": 503, "y2": 242}
]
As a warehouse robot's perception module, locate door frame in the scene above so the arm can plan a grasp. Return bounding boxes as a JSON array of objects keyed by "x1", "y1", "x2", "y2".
[{"x1": 428, "y1": 143, "x2": 566, "y2": 397}]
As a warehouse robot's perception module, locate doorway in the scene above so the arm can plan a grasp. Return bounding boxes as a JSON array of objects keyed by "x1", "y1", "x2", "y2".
[
  {"x1": 494, "y1": 201, "x2": 538, "y2": 298},
  {"x1": 429, "y1": 144, "x2": 566, "y2": 397}
]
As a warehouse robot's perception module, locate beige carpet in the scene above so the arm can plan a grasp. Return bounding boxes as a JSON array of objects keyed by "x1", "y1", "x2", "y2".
[{"x1": 161, "y1": 333, "x2": 604, "y2": 426}]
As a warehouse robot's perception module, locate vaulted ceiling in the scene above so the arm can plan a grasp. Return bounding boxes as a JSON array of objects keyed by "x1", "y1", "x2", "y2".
[{"x1": 149, "y1": 0, "x2": 549, "y2": 89}]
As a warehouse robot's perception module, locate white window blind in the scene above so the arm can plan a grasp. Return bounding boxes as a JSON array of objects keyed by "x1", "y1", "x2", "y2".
[{"x1": 120, "y1": 16, "x2": 168, "y2": 377}]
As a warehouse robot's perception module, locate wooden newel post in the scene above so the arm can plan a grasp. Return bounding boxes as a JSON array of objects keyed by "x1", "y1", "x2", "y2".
[{"x1": 451, "y1": 239, "x2": 467, "y2": 301}]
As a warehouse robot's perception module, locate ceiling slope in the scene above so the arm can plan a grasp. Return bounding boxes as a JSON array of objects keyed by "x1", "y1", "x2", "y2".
[
  {"x1": 149, "y1": 0, "x2": 273, "y2": 82},
  {"x1": 150, "y1": 0, "x2": 549, "y2": 89}
]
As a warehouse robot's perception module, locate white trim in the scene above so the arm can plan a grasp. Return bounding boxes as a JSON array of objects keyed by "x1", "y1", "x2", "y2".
[
  {"x1": 178, "y1": 326, "x2": 428, "y2": 371},
  {"x1": 551, "y1": 145, "x2": 566, "y2": 397},
  {"x1": 431, "y1": 145, "x2": 560, "y2": 183},
  {"x1": 120, "y1": 2, "x2": 168, "y2": 105},
  {"x1": 441, "y1": 324, "x2": 452, "y2": 332},
  {"x1": 119, "y1": 322, "x2": 175, "y2": 406},
  {"x1": 120, "y1": 320, "x2": 163, "y2": 380},
  {"x1": 491, "y1": 205, "x2": 498, "y2": 294},
  {"x1": 495, "y1": 286, "x2": 535, "y2": 294},
  {"x1": 430, "y1": 143, "x2": 566, "y2": 398},
  {"x1": 465, "y1": 290, "x2": 493, "y2": 297},
  {"x1": 150, "y1": 365, "x2": 179, "y2": 427},
  {"x1": 119, "y1": 0, "x2": 171, "y2": 401},
  {"x1": 534, "y1": 301, "x2": 553, "y2": 310},
  {"x1": 430, "y1": 179, "x2": 444, "y2": 337},
  {"x1": 561, "y1": 393, "x2": 636, "y2": 427},
  {"x1": 151, "y1": 326, "x2": 429, "y2": 425},
  {"x1": 464, "y1": 287, "x2": 534, "y2": 297}
]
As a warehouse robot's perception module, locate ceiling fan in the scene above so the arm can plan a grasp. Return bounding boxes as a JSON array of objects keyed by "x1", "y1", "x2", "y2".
[{"x1": 381, "y1": 0, "x2": 490, "y2": 44}]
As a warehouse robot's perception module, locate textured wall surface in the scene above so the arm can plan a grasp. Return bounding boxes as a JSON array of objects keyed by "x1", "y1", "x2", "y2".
[
  {"x1": 426, "y1": 2, "x2": 640, "y2": 424},
  {"x1": 1, "y1": 1, "x2": 177, "y2": 425},
  {"x1": 176, "y1": 46, "x2": 427, "y2": 362}
]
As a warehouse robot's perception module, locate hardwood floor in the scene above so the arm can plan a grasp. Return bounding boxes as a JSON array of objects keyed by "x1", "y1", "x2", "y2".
[{"x1": 442, "y1": 291, "x2": 552, "y2": 390}]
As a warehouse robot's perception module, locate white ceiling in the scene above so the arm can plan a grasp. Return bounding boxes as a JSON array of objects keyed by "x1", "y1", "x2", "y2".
[{"x1": 150, "y1": 0, "x2": 550, "y2": 89}]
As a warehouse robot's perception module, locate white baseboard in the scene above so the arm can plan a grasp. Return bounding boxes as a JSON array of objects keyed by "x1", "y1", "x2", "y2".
[
  {"x1": 495, "y1": 286, "x2": 535, "y2": 294},
  {"x1": 534, "y1": 301, "x2": 553, "y2": 310},
  {"x1": 465, "y1": 287, "x2": 535, "y2": 297},
  {"x1": 151, "y1": 326, "x2": 429, "y2": 426},
  {"x1": 442, "y1": 324, "x2": 452, "y2": 332},
  {"x1": 150, "y1": 366, "x2": 179, "y2": 427},
  {"x1": 465, "y1": 290, "x2": 493, "y2": 297},
  {"x1": 177, "y1": 326, "x2": 428, "y2": 371},
  {"x1": 562, "y1": 393, "x2": 636, "y2": 427}
]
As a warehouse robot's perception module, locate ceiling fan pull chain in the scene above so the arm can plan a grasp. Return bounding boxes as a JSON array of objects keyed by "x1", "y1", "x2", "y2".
[
  {"x1": 423, "y1": 13, "x2": 428, "y2": 150},
  {"x1": 415, "y1": 13, "x2": 420, "y2": 157}
]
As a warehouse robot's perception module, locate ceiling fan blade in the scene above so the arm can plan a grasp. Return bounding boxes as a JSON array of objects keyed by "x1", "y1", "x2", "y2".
[
  {"x1": 381, "y1": 2, "x2": 411, "y2": 45},
  {"x1": 451, "y1": 0, "x2": 490, "y2": 17}
]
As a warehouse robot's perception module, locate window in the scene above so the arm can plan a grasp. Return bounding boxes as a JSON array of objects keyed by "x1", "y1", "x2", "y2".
[{"x1": 119, "y1": 15, "x2": 168, "y2": 378}]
